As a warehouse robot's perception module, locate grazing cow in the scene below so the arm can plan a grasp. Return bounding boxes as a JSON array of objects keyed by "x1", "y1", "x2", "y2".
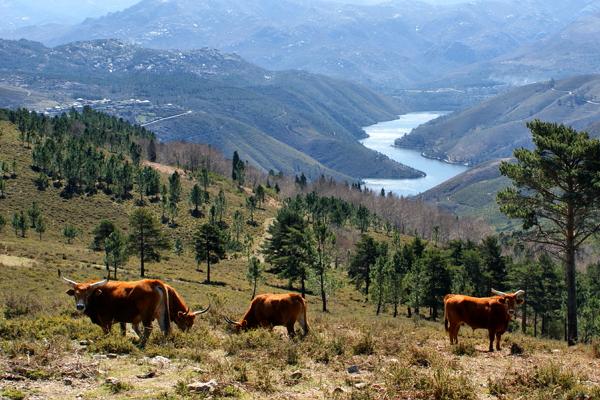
[
  {"x1": 444, "y1": 289, "x2": 525, "y2": 352},
  {"x1": 224, "y1": 293, "x2": 309, "y2": 337},
  {"x1": 124, "y1": 284, "x2": 210, "y2": 334},
  {"x1": 63, "y1": 277, "x2": 170, "y2": 345}
]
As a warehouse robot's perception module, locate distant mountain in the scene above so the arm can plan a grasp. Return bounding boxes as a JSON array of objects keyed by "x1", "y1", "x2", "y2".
[
  {"x1": 3, "y1": 0, "x2": 595, "y2": 91},
  {"x1": 395, "y1": 75, "x2": 600, "y2": 165},
  {"x1": 437, "y1": 6, "x2": 600, "y2": 87},
  {"x1": 0, "y1": 38, "x2": 421, "y2": 181}
]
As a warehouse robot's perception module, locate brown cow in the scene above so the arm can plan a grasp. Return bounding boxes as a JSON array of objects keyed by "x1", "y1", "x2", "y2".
[
  {"x1": 63, "y1": 277, "x2": 170, "y2": 345},
  {"x1": 125, "y1": 284, "x2": 210, "y2": 334},
  {"x1": 444, "y1": 289, "x2": 525, "y2": 352},
  {"x1": 224, "y1": 293, "x2": 309, "y2": 337}
]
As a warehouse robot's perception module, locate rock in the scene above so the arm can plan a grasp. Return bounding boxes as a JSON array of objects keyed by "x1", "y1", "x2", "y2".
[
  {"x1": 290, "y1": 370, "x2": 302, "y2": 380},
  {"x1": 79, "y1": 339, "x2": 93, "y2": 346},
  {"x1": 149, "y1": 355, "x2": 171, "y2": 367},
  {"x1": 136, "y1": 370, "x2": 157, "y2": 379},
  {"x1": 105, "y1": 377, "x2": 120, "y2": 386},
  {"x1": 332, "y1": 387, "x2": 347, "y2": 394},
  {"x1": 64, "y1": 378, "x2": 73, "y2": 386},
  {"x1": 347, "y1": 365, "x2": 360, "y2": 374},
  {"x1": 354, "y1": 382, "x2": 368, "y2": 389},
  {"x1": 106, "y1": 353, "x2": 118, "y2": 359},
  {"x1": 187, "y1": 379, "x2": 218, "y2": 393}
]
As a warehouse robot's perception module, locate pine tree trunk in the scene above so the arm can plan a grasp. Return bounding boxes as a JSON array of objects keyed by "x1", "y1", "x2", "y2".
[
  {"x1": 566, "y1": 217, "x2": 578, "y2": 345},
  {"x1": 393, "y1": 301, "x2": 398, "y2": 318},
  {"x1": 522, "y1": 301, "x2": 527, "y2": 334},
  {"x1": 251, "y1": 279, "x2": 256, "y2": 300},
  {"x1": 534, "y1": 312, "x2": 538, "y2": 337},
  {"x1": 320, "y1": 271, "x2": 327, "y2": 312},
  {"x1": 376, "y1": 294, "x2": 382, "y2": 316},
  {"x1": 206, "y1": 257, "x2": 211, "y2": 283},
  {"x1": 301, "y1": 275, "x2": 306, "y2": 299},
  {"x1": 407, "y1": 307, "x2": 412, "y2": 318}
]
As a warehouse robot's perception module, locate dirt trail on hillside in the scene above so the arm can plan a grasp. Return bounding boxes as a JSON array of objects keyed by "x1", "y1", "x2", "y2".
[{"x1": 0, "y1": 254, "x2": 36, "y2": 268}]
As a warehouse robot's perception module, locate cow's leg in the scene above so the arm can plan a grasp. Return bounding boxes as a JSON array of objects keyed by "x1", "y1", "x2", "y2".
[
  {"x1": 286, "y1": 322, "x2": 296, "y2": 338},
  {"x1": 495, "y1": 332, "x2": 502, "y2": 351},
  {"x1": 140, "y1": 323, "x2": 153, "y2": 347},
  {"x1": 488, "y1": 330, "x2": 495, "y2": 352},
  {"x1": 449, "y1": 324, "x2": 459, "y2": 344},
  {"x1": 298, "y1": 313, "x2": 309, "y2": 337},
  {"x1": 120, "y1": 322, "x2": 127, "y2": 336},
  {"x1": 132, "y1": 323, "x2": 142, "y2": 338}
]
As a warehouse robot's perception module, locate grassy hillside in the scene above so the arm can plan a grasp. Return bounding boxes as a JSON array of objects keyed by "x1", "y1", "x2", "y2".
[
  {"x1": 1, "y1": 115, "x2": 599, "y2": 399},
  {"x1": 396, "y1": 75, "x2": 600, "y2": 166},
  {"x1": 420, "y1": 159, "x2": 517, "y2": 231}
]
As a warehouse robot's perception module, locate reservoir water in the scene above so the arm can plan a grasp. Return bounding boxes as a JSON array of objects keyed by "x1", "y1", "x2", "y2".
[{"x1": 360, "y1": 112, "x2": 469, "y2": 197}]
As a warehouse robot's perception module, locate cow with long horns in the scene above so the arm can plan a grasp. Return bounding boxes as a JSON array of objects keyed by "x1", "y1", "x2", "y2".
[
  {"x1": 62, "y1": 276, "x2": 171, "y2": 345},
  {"x1": 443, "y1": 289, "x2": 525, "y2": 352},
  {"x1": 224, "y1": 293, "x2": 309, "y2": 337},
  {"x1": 124, "y1": 283, "x2": 210, "y2": 334}
]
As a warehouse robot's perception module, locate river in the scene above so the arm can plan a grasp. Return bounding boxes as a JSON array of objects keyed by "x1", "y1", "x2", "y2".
[{"x1": 360, "y1": 112, "x2": 468, "y2": 197}]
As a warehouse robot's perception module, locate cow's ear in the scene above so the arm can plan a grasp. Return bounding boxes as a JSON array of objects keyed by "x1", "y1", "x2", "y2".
[
  {"x1": 516, "y1": 298, "x2": 524, "y2": 305},
  {"x1": 497, "y1": 297, "x2": 506, "y2": 304},
  {"x1": 66, "y1": 289, "x2": 75, "y2": 296},
  {"x1": 178, "y1": 311, "x2": 184, "y2": 318},
  {"x1": 95, "y1": 289, "x2": 103, "y2": 296}
]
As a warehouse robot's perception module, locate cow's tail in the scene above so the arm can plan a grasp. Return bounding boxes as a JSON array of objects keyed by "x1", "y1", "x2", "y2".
[
  {"x1": 155, "y1": 282, "x2": 171, "y2": 335},
  {"x1": 443, "y1": 295, "x2": 450, "y2": 332},
  {"x1": 299, "y1": 297, "x2": 309, "y2": 336}
]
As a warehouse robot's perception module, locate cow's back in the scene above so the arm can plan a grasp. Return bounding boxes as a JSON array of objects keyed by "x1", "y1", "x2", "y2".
[
  {"x1": 250, "y1": 293, "x2": 305, "y2": 326},
  {"x1": 445, "y1": 295, "x2": 495, "y2": 330}
]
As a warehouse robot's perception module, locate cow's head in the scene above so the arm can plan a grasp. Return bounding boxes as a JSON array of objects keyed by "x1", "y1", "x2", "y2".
[
  {"x1": 62, "y1": 277, "x2": 108, "y2": 312},
  {"x1": 175, "y1": 304, "x2": 211, "y2": 332},
  {"x1": 491, "y1": 288, "x2": 525, "y2": 317},
  {"x1": 224, "y1": 316, "x2": 247, "y2": 332}
]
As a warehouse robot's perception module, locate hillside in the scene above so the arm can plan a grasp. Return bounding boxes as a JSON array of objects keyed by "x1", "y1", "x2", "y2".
[
  {"x1": 1, "y1": 0, "x2": 594, "y2": 92},
  {"x1": 0, "y1": 38, "x2": 420, "y2": 181},
  {"x1": 1, "y1": 115, "x2": 599, "y2": 400},
  {"x1": 420, "y1": 159, "x2": 516, "y2": 230},
  {"x1": 396, "y1": 75, "x2": 600, "y2": 166}
]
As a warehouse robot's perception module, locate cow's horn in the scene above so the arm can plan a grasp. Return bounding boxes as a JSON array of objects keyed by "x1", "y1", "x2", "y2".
[
  {"x1": 224, "y1": 316, "x2": 237, "y2": 325},
  {"x1": 491, "y1": 288, "x2": 507, "y2": 296},
  {"x1": 193, "y1": 304, "x2": 211, "y2": 315},
  {"x1": 89, "y1": 279, "x2": 108, "y2": 289},
  {"x1": 514, "y1": 290, "x2": 525, "y2": 297},
  {"x1": 62, "y1": 276, "x2": 78, "y2": 287}
]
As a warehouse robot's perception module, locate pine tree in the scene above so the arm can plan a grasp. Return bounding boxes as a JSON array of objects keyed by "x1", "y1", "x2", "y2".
[
  {"x1": 348, "y1": 235, "x2": 386, "y2": 298},
  {"x1": 194, "y1": 222, "x2": 227, "y2": 283},
  {"x1": 232, "y1": 210, "x2": 244, "y2": 244},
  {"x1": 312, "y1": 221, "x2": 336, "y2": 312},
  {"x1": 419, "y1": 248, "x2": 451, "y2": 320},
  {"x1": 35, "y1": 216, "x2": 46, "y2": 240},
  {"x1": 255, "y1": 185, "x2": 266, "y2": 209},
  {"x1": 63, "y1": 225, "x2": 78, "y2": 244},
  {"x1": 246, "y1": 196, "x2": 257, "y2": 226},
  {"x1": 356, "y1": 205, "x2": 370, "y2": 233},
  {"x1": 104, "y1": 230, "x2": 128, "y2": 280},
  {"x1": 0, "y1": 178, "x2": 6, "y2": 198},
  {"x1": 190, "y1": 184, "x2": 203, "y2": 217},
  {"x1": 91, "y1": 220, "x2": 116, "y2": 251},
  {"x1": 480, "y1": 236, "x2": 507, "y2": 293},
  {"x1": 127, "y1": 208, "x2": 170, "y2": 277},
  {"x1": 370, "y1": 255, "x2": 388, "y2": 315},
  {"x1": 246, "y1": 256, "x2": 264, "y2": 300},
  {"x1": 232, "y1": 151, "x2": 245, "y2": 185},
  {"x1": 498, "y1": 121, "x2": 600, "y2": 345},
  {"x1": 12, "y1": 211, "x2": 28, "y2": 238},
  {"x1": 27, "y1": 201, "x2": 41, "y2": 228},
  {"x1": 174, "y1": 237, "x2": 184, "y2": 256},
  {"x1": 147, "y1": 139, "x2": 157, "y2": 162},
  {"x1": 0, "y1": 214, "x2": 6, "y2": 233},
  {"x1": 168, "y1": 171, "x2": 182, "y2": 224}
]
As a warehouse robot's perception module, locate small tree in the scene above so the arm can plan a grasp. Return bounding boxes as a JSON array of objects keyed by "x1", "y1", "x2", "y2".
[
  {"x1": 63, "y1": 225, "x2": 78, "y2": 244},
  {"x1": 168, "y1": 171, "x2": 182, "y2": 224},
  {"x1": 160, "y1": 184, "x2": 168, "y2": 223},
  {"x1": 35, "y1": 216, "x2": 46, "y2": 240},
  {"x1": 232, "y1": 210, "x2": 244, "y2": 244},
  {"x1": 246, "y1": 196, "x2": 257, "y2": 225},
  {"x1": 12, "y1": 211, "x2": 28, "y2": 237},
  {"x1": 312, "y1": 221, "x2": 336, "y2": 312},
  {"x1": 200, "y1": 168, "x2": 210, "y2": 202},
  {"x1": 174, "y1": 237, "x2": 184, "y2": 256},
  {"x1": 0, "y1": 214, "x2": 6, "y2": 233},
  {"x1": 246, "y1": 256, "x2": 264, "y2": 300},
  {"x1": 255, "y1": 185, "x2": 266, "y2": 209},
  {"x1": 147, "y1": 139, "x2": 157, "y2": 162},
  {"x1": 27, "y1": 201, "x2": 41, "y2": 228},
  {"x1": 105, "y1": 230, "x2": 128, "y2": 280},
  {"x1": 127, "y1": 208, "x2": 170, "y2": 277},
  {"x1": 370, "y1": 255, "x2": 388, "y2": 316},
  {"x1": 194, "y1": 222, "x2": 227, "y2": 283},
  {"x1": 348, "y1": 235, "x2": 386, "y2": 298},
  {"x1": 91, "y1": 220, "x2": 116, "y2": 251},
  {"x1": 189, "y1": 183, "x2": 203, "y2": 217},
  {"x1": 0, "y1": 178, "x2": 5, "y2": 198}
]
